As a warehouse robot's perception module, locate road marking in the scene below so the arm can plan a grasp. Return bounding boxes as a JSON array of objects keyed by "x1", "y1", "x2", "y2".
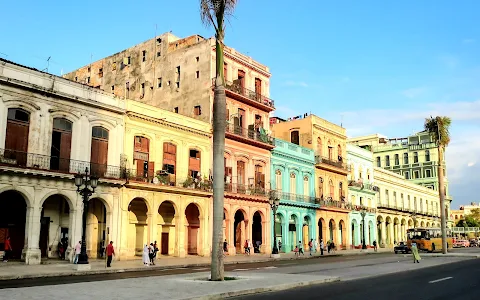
[
  {"x1": 429, "y1": 277, "x2": 453, "y2": 284},
  {"x1": 233, "y1": 268, "x2": 250, "y2": 271},
  {"x1": 263, "y1": 266, "x2": 277, "y2": 269}
]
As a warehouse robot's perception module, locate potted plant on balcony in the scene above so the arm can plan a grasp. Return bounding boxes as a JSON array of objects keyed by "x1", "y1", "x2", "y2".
[{"x1": 182, "y1": 176, "x2": 196, "y2": 188}]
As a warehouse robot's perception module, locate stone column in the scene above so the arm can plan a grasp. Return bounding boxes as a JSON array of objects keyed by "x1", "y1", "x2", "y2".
[
  {"x1": 380, "y1": 221, "x2": 386, "y2": 245},
  {"x1": 148, "y1": 213, "x2": 157, "y2": 245},
  {"x1": 22, "y1": 205, "x2": 42, "y2": 265},
  {"x1": 176, "y1": 215, "x2": 186, "y2": 258},
  {"x1": 199, "y1": 216, "x2": 208, "y2": 256}
]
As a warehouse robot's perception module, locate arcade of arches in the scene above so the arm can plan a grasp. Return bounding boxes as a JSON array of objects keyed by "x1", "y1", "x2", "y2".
[
  {"x1": 272, "y1": 209, "x2": 316, "y2": 253},
  {"x1": 316, "y1": 212, "x2": 349, "y2": 248},
  {"x1": 376, "y1": 214, "x2": 440, "y2": 247}
]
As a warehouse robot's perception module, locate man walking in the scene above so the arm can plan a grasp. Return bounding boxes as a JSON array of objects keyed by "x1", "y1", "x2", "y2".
[
  {"x1": 320, "y1": 239, "x2": 324, "y2": 256},
  {"x1": 2, "y1": 237, "x2": 12, "y2": 262},
  {"x1": 73, "y1": 241, "x2": 81, "y2": 264},
  {"x1": 106, "y1": 241, "x2": 115, "y2": 267},
  {"x1": 308, "y1": 239, "x2": 314, "y2": 256}
]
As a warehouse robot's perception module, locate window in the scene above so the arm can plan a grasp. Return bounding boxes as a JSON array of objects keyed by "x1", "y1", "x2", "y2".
[
  {"x1": 255, "y1": 165, "x2": 265, "y2": 189},
  {"x1": 318, "y1": 177, "x2": 324, "y2": 197},
  {"x1": 188, "y1": 149, "x2": 201, "y2": 178},
  {"x1": 339, "y1": 182, "x2": 343, "y2": 198},
  {"x1": 385, "y1": 155, "x2": 390, "y2": 167},
  {"x1": 86, "y1": 77, "x2": 90, "y2": 84},
  {"x1": 196, "y1": 71, "x2": 200, "y2": 79},
  {"x1": 376, "y1": 157, "x2": 381, "y2": 167},
  {"x1": 163, "y1": 142, "x2": 177, "y2": 176},
  {"x1": 133, "y1": 136, "x2": 152, "y2": 179},
  {"x1": 92, "y1": 127, "x2": 109, "y2": 140},
  {"x1": 157, "y1": 51, "x2": 161, "y2": 57},
  {"x1": 385, "y1": 189, "x2": 389, "y2": 204},
  {"x1": 360, "y1": 197, "x2": 363, "y2": 206},
  {"x1": 255, "y1": 78, "x2": 262, "y2": 96},
  {"x1": 90, "y1": 126, "x2": 109, "y2": 176},
  {"x1": 394, "y1": 154, "x2": 399, "y2": 165},
  {"x1": 237, "y1": 161, "x2": 245, "y2": 185},
  {"x1": 275, "y1": 170, "x2": 282, "y2": 190},
  {"x1": 425, "y1": 150, "x2": 430, "y2": 162},
  {"x1": 414, "y1": 170, "x2": 420, "y2": 179},
  {"x1": 401, "y1": 193, "x2": 404, "y2": 208},
  {"x1": 112, "y1": 62, "x2": 117, "y2": 71},
  {"x1": 141, "y1": 83, "x2": 145, "y2": 96},
  {"x1": 317, "y1": 137, "x2": 322, "y2": 156},
  {"x1": 98, "y1": 68, "x2": 103, "y2": 78},
  {"x1": 413, "y1": 152, "x2": 418, "y2": 163},
  {"x1": 176, "y1": 66, "x2": 180, "y2": 82},
  {"x1": 174, "y1": 107, "x2": 179, "y2": 113},
  {"x1": 405, "y1": 171, "x2": 410, "y2": 179},
  {"x1": 237, "y1": 70, "x2": 245, "y2": 88},
  {"x1": 127, "y1": 56, "x2": 131, "y2": 65},
  {"x1": 167, "y1": 80, "x2": 171, "y2": 86},
  {"x1": 7, "y1": 108, "x2": 30, "y2": 123},
  {"x1": 53, "y1": 118, "x2": 72, "y2": 131},
  {"x1": 194, "y1": 105, "x2": 201, "y2": 116},
  {"x1": 5, "y1": 108, "x2": 30, "y2": 165},
  {"x1": 290, "y1": 173, "x2": 297, "y2": 193},
  {"x1": 328, "y1": 180, "x2": 334, "y2": 198},
  {"x1": 425, "y1": 169, "x2": 432, "y2": 177},
  {"x1": 157, "y1": 78, "x2": 162, "y2": 88},
  {"x1": 403, "y1": 153, "x2": 408, "y2": 164},
  {"x1": 303, "y1": 176, "x2": 309, "y2": 196},
  {"x1": 111, "y1": 85, "x2": 115, "y2": 92},
  {"x1": 393, "y1": 191, "x2": 397, "y2": 205},
  {"x1": 290, "y1": 130, "x2": 299, "y2": 145},
  {"x1": 407, "y1": 195, "x2": 411, "y2": 209},
  {"x1": 337, "y1": 145, "x2": 342, "y2": 159},
  {"x1": 196, "y1": 56, "x2": 199, "y2": 62},
  {"x1": 142, "y1": 50, "x2": 146, "y2": 62}
]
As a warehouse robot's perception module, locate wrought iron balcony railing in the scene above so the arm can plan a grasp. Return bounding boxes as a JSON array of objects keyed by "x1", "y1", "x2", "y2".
[
  {"x1": 224, "y1": 183, "x2": 269, "y2": 197},
  {"x1": 273, "y1": 191, "x2": 317, "y2": 204},
  {"x1": 213, "y1": 78, "x2": 275, "y2": 109},
  {"x1": 351, "y1": 205, "x2": 377, "y2": 214},
  {"x1": 125, "y1": 170, "x2": 213, "y2": 192},
  {"x1": 316, "y1": 197, "x2": 352, "y2": 210},
  {"x1": 315, "y1": 155, "x2": 347, "y2": 170},
  {"x1": 376, "y1": 201, "x2": 439, "y2": 217},
  {"x1": 0, "y1": 148, "x2": 122, "y2": 179},
  {"x1": 348, "y1": 180, "x2": 379, "y2": 192},
  {"x1": 226, "y1": 123, "x2": 274, "y2": 146}
]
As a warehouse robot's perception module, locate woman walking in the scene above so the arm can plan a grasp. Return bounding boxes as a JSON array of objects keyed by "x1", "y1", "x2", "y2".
[
  {"x1": 143, "y1": 244, "x2": 150, "y2": 266},
  {"x1": 411, "y1": 242, "x2": 421, "y2": 263}
]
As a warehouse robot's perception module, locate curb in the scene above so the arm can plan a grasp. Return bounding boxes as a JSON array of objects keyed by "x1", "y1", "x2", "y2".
[
  {"x1": 183, "y1": 277, "x2": 341, "y2": 300},
  {"x1": 401, "y1": 253, "x2": 480, "y2": 258},
  {"x1": 0, "y1": 251, "x2": 389, "y2": 281}
]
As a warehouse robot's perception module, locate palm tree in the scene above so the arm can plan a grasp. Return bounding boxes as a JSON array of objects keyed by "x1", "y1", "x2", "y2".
[
  {"x1": 200, "y1": 0, "x2": 237, "y2": 281},
  {"x1": 424, "y1": 116, "x2": 451, "y2": 254}
]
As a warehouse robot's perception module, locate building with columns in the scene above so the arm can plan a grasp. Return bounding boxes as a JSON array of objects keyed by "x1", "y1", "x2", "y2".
[
  {"x1": 0, "y1": 58, "x2": 125, "y2": 264},
  {"x1": 271, "y1": 114, "x2": 351, "y2": 249},
  {"x1": 374, "y1": 166, "x2": 441, "y2": 248},
  {"x1": 270, "y1": 138, "x2": 317, "y2": 253},
  {"x1": 346, "y1": 144, "x2": 378, "y2": 248}
]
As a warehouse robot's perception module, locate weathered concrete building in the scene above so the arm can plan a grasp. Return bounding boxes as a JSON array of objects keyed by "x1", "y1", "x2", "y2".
[{"x1": 0, "y1": 58, "x2": 125, "y2": 264}]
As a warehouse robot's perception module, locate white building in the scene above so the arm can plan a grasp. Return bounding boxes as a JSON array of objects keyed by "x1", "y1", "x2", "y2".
[{"x1": 0, "y1": 59, "x2": 125, "y2": 264}]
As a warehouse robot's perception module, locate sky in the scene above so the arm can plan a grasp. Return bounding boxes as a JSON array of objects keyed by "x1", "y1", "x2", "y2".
[{"x1": 1, "y1": 0, "x2": 479, "y2": 209}]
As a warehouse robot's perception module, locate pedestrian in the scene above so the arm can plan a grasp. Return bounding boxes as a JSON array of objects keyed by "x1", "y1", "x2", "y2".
[
  {"x1": 143, "y1": 244, "x2": 150, "y2": 266},
  {"x1": 153, "y1": 241, "x2": 158, "y2": 260},
  {"x1": 330, "y1": 241, "x2": 336, "y2": 254},
  {"x1": 2, "y1": 237, "x2": 12, "y2": 262},
  {"x1": 327, "y1": 240, "x2": 331, "y2": 253},
  {"x1": 293, "y1": 245, "x2": 299, "y2": 257},
  {"x1": 298, "y1": 241, "x2": 304, "y2": 255},
  {"x1": 223, "y1": 239, "x2": 228, "y2": 256},
  {"x1": 106, "y1": 241, "x2": 115, "y2": 267},
  {"x1": 411, "y1": 242, "x2": 421, "y2": 263},
  {"x1": 248, "y1": 240, "x2": 253, "y2": 255},
  {"x1": 149, "y1": 243, "x2": 155, "y2": 265},
  {"x1": 314, "y1": 239, "x2": 318, "y2": 254},
  {"x1": 373, "y1": 240, "x2": 377, "y2": 252},
  {"x1": 320, "y1": 239, "x2": 324, "y2": 256},
  {"x1": 73, "y1": 241, "x2": 81, "y2": 264},
  {"x1": 308, "y1": 239, "x2": 314, "y2": 256},
  {"x1": 278, "y1": 240, "x2": 282, "y2": 252}
]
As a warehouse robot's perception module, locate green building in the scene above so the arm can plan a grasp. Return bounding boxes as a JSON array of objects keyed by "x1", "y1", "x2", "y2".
[{"x1": 348, "y1": 131, "x2": 453, "y2": 226}]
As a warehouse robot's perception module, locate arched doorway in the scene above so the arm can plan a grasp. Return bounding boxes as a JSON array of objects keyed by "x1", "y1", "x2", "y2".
[
  {"x1": 328, "y1": 219, "x2": 335, "y2": 243},
  {"x1": 274, "y1": 213, "x2": 283, "y2": 252},
  {"x1": 86, "y1": 198, "x2": 107, "y2": 258},
  {"x1": 351, "y1": 219, "x2": 358, "y2": 246},
  {"x1": 158, "y1": 201, "x2": 176, "y2": 256},
  {"x1": 0, "y1": 190, "x2": 27, "y2": 259},
  {"x1": 40, "y1": 194, "x2": 71, "y2": 259},
  {"x1": 289, "y1": 214, "x2": 298, "y2": 251},
  {"x1": 302, "y1": 216, "x2": 310, "y2": 250},
  {"x1": 127, "y1": 198, "x2": 148, "y2": 256},
  {"x1": 234, "y1": 210, "x2": 247, "y2": 253},
  {"x1": 252, "y1": 211, "x2": 262, "y2": 253},
  {"x1": 339, "y1": 220, "x2": 346, "y2": 247},
  {"x1": 318, "y1": 218, "x2": 324, "y2": 242},
  {"x1": 185, "y1": 203, "x2": 201, "y2": 255}
]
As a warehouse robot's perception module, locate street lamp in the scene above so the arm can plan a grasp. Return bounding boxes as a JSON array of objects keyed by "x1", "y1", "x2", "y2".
[
  {"x1": 74, "y1": 167, "x2": 98, "y2": 265},
  {"x1": 360, "y1": 207, "x2": 367, "y2": 250},
  {"x1": 269, "y1": 191, "x2": 280, "y2": 255}
]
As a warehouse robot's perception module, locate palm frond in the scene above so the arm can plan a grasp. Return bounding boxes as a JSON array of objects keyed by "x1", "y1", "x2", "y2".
[
  {"x1": 200, "y1": 0, "x2": 237, "y2": 33},
  {"x1": 424, "y1": 116, "x2": 452, "y2": 147}
]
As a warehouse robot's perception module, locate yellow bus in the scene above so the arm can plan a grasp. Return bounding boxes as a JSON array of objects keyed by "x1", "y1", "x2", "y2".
[{"x1": 406, "y1": 227, "x2": 454, "y2": 252}]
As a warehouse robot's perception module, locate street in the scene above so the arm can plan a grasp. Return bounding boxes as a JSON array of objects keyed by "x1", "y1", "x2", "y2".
[{"x1": 231, "y1": 258, "x2": 480, "y2": 300}]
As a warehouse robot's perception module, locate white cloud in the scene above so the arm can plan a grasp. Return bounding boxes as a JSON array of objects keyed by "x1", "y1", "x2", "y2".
[
  {"x1": 462, "y1": 38, "x2": 475, "y2": 44},
  {"x1": 402, "y1": 87, "x2": 426, "y2": 99},
  {"x1": 284, "y1": 80, "x2": 308, "y2": 87},
  {"x1": 468, "y1": 162, "x2": 476, "y2": 167}
]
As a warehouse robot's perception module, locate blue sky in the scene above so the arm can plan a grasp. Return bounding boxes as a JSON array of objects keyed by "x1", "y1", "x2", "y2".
[{"x1": 1, "y1": 0, "x2": 479, "y2": 209}]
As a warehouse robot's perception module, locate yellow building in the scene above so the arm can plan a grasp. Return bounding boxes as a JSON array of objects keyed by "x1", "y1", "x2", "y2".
[
  {"x1": 119, "y1": 100, "x2": 212, "y2": 259},
  {"x1": 374, "y1": 167, "x2": 441, "y2": 248},
  {"x1": 272, "y1": 115, "x2": 351, "y2": 248}
]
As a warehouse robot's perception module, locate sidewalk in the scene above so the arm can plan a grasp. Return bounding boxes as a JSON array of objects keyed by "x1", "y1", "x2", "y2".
[{"x1": 0, "y1": 248, "x2": 390, "y2": 280}]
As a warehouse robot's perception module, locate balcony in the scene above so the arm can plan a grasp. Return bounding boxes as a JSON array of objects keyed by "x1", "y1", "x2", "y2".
[
  {"x1": 225, "y1": 123, "x2": 275, "y2": 149},
  {"x1": 225, "y1": 183, "x2": 269, "y2": 198},
  {"x1": 315, "y1": 155, "x2": 348, "y2": 175},
  {"x1": 348, "y1": 180, "x2": 379, "y2": 192},
  {"x1": 125, "y1": 170, "x2": 213, "y2": 195},
  {"x1": 351, "y1": 205, "x2": 377, "y2": 214},
  {"x1": 218, "y1": 79, "x2": 275, "y2": 112},
  {"x1": 376, "y1": 202, "x2": 439, "y2": 217},
  {"x1": 0, "y1": 148, "x2": 122, "y2": 179},
  {"x1": 272, "y1": 191, "x2": 317, "y2": 206},
  {"x1": 317, "y1": 197, "x2": 352, "y2": 211}
]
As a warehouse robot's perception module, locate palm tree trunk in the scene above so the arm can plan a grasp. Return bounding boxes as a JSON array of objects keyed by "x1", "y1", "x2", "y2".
[
  {"x1": 438, "y1": 146, "x2": 447, "y2": 254},
  {"x1": 211, "y1": 35, "x2": 226, "y2": 281}
]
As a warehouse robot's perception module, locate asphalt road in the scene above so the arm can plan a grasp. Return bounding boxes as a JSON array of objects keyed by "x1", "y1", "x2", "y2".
[
  {"x1": 0, "y1": 252, "x2": 391, "y2": 289},
  {"x1": 231, "y1": 258, "x2": 480, "y2": 300}
]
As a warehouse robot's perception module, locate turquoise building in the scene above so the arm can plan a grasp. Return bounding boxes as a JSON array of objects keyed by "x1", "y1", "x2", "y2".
[
  {"x1": 270, "y1": 139, "x2": 318, "y2": 253},
  {"x1": 346, "y1": 144, "x2": 378, "y2": 247}
]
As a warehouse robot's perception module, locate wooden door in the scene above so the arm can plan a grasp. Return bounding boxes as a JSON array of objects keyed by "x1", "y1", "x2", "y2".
[
  {"x1": 40, "y1": 217, "x2": 50, "y2": 257},
  {"x1": 255, "y1": 78, "x2": 262, "y2": 96},
  {"x1": 161, "y1": 232, "x2": 169, "y2": 255},
  {"x1": 5, "y1": 120, "x2": 29, "y2": 166},
  {"x1": 58, "y1": 131, "x2": 72, "y2": 172},
  {"x1": 187, "y1": 227, "x2": 198, "y2": 255},
  {"x1": 91, "y1": 138, "x2": 108, "y2": 176}
]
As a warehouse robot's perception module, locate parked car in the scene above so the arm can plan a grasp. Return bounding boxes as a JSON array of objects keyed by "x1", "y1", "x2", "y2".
[
  {"x1": 394, "y1": 242, "x2": 410, "y2": 254},
  {"x1": 454, "y1": 240, "x2": 470, "y2": 248},
  {"x1": 469, "y1": 239, "x2": 479, "y2": 247}
]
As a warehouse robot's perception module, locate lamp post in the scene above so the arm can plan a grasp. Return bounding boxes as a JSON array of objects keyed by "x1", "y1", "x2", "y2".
[
  {"x1": 269, "y1": 191, "x2": 280, "y2": 255},
  {"x1": 360, "y1": 207, "x2": 367, "y2": 250},
  {"x1": 74, "y1": 167, "x2": 99, "y2": 265}
]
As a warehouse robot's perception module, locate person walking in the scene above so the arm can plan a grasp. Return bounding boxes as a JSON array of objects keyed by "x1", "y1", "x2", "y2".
[
  {"x1": 278, "y1": 240, "x2": 282, "y2": 252},
  {"x1": 411, "y1": 242, "x2": 421, "y2": 263},
  {"x1": 244, "y1": 240, "x2": 249, "y2": 255},
  {"x1": 153, "y1": 241, "x2": 158, "y2": 261},
  {"x1": 298, "y1": 241, "x2": 304, "y2": 255},
  {"x1": 314, "y1": 239, "x2": 318, "y2": 254},
  {"x1": 73, "y1": 241, "x2": 81, "y2": 264},
  {"x1": 106, "y1": 241, "x2": 115, "y2": 267},
  {"x1": 308, "y1": 239, "x2": 314, "y2": 256},
  {"x1": 148, "y1": 243, "x2": 155, "y2": 265},
  {"x1": 320, "y1": 239, "x2": 324, "y2": 256},
  {"x1": 373, "y1": 240, "x2": 377, "y2": 252},
  {"x1": 223, "y1": 239, "x2": 228, "y2": 257},
  {"x1": 248, "y1": 240, "x2": 253, "y2": 255},
  {"x1": 2, "y1": 237, "x2": 12, "y2": 262},
  {"x1": 143, "y1": 244, "x2": 150, "y2": 266}
]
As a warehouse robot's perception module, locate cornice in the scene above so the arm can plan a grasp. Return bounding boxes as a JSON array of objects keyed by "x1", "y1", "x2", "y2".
[
  {"x1": 271, "y1": 152, "x2": 315, "y2": 166},
  {"x1": 313, "y1": 124, "x2": 347, "y2": 139}
]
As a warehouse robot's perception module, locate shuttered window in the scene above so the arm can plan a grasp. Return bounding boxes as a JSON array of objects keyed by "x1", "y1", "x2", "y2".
[
  {"x1": 5, "y1": 108, "x2": 30, "y2": 165},
  {"x1": 50, "y1": 118, "x2": 72, "y2": 172},
  {"x1": 188, "y1": 149, "x2": 201, "y2": 177},
  {"x1": 90, "y1": 126, "x2": 109, "y2": 176},
  {"x1": 163, "y1": 142, "x2": 176, "y2": 174}
]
